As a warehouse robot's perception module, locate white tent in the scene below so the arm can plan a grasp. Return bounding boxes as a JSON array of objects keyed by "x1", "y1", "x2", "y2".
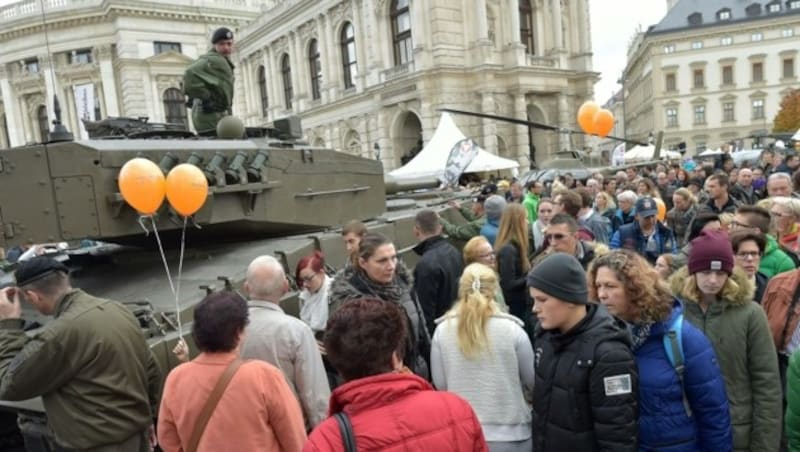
[
  {"x1": 624, "y1": 144, "x2": 681, "y2": 161},
  {"x1": 388, "y1": 112, "x2": 518, "y2": 180},
  {"x1": 698, "y1": 148, "x2": 723, "y2": 156},
  {"x1": 793, "y1": 129, "x2": 800, "y2": 141}
]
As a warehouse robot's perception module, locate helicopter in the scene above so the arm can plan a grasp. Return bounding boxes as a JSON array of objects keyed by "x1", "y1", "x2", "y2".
[{"x1": 439, "y1": 108, "x2": 672, "y2": 183}]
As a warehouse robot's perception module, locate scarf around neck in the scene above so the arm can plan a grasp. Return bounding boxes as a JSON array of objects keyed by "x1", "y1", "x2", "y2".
[{"x1": 626, "y1": 321, "x2": 653, "y2": 352}]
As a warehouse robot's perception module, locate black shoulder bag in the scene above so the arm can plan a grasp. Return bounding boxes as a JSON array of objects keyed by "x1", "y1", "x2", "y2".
[{"x1": 334, "y1": 411, "x2": 357, "y2": 452}]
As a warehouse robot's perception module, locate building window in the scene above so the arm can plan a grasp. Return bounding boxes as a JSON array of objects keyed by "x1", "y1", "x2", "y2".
[
  {"x1": 163, "y1": 88, "x2": 187, "y2": 127},
  {"x1": 69, "y1": 49, "x2": 92, "y2": 64},
  {"x1": 696, "y1": 142, "x2": 707, "y2": 153},
  {"x1": 791, "y1": 0, "x2": 800, "y2": 9},
  {"x1": 721, "y1": 36, "x2": 733, "y2": 46},
  {"x1": 23, "y1": 58, "x2": 39, "y2": 73},
  {"x1": 694, "y1": 105, "x2": 706, "y2": 124},
  {"x1": 723, "y1": 102, "x2": 735, "y2": 121},
  {"x1": 341, "y1": 22, "x2": 357, "y2": 89},
  {"x1": 154, "y1": 41, "x2": 182, "y2": 55},
  {"x1": 784, "y1": 58, "x2": 796, "y2": 78},
  {"x1": 752, "y1": 99, "x2": 765, "y2": 119},
  {"x1": 752, "y1": 62, "x2": 764, "y2": 82},
  {"x1": 691, "y1": 41, "x2": 703, "y2": 49},
  {"x1": 308, "y1": 39, "x2": 322, "y2": 101},
  {"x1": 37, "y1": 105, "x2": 48, "y2": 142},
  {"x1": 258, "y1": 65, "x2": 268, "y2": 116},
  {"x1": 281, "y1": 53, "x2": 293, "y2": 109},
  {"x1": 722, "y1": 65, "x2": 734, "y2": 85},
  {"x1": 665, "y1": 73, "x2": 676, "y2": 91},
  {"x1": 664, "y1": 44, "x2": 676, "y2": 53},
  {"x1": 768, "y1": 2, "x2": 781, "y2": 12},
  {"x1": 519, "y1": 0, "x2": 535, "y2": 54},
  {"x1": 783, "y1": 28, "x2": 795, "y2": 37},
  {"x1": 391, "y1": 0, "x2": 413, "y2": 65},
  {"x1": 693, "y1": 69, "x2": 705, "y2": 88},
  {"x1": 718, "y1": 9, "x2": 731, "y2": 20},
  {"x1": 666, "y1": 108, "x2": 678, "y2": 127},
  {"x1": 751, "y1": 32, "x2": 763, "y2": 41}
]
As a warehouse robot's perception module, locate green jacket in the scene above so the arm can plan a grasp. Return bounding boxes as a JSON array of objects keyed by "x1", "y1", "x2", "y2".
[
  {"x1": 441, "y1": 214, "x2": 485, "y2": 242},
  {"x1": 787, "y1": 349, "x2": 800, "y2": 452},
  {"x1": 0, "y1": 289, "x2": 161, "y2": 450},
  {"x1": 522, "y1": 192, "x2": 539, "y2": 223},
  {"x1": 184, "y1": 49, "x2": 235, "y2": 134},
  {"x1": 670, "y1": 267, "x2": 782, "y2": 452},
  {"x1": 760, "y1": 234, "x2": 796, "y2": 278}
]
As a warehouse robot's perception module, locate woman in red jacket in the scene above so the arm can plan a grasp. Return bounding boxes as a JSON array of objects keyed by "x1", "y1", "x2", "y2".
[{"x1": 304, "y1": 298, "x2": 488, "y2": 452}]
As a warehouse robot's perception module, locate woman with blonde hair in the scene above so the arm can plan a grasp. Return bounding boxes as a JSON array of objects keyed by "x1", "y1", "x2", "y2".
[
  {"x1": 770, "y1": 196, "x2": 800, "y2": 253},
  {"x1": 595, "y1": 191, "x2": 616, "y2": 221},
  {"x1": 495, "y1": 204, "x2": 531, "y2": 329},
  {"x1": 463, "y1": 236, "x2": 507, "y2": 311},
  {"x1": 670, "y1": 230, "x2": 781, "y2": 451},
  {"x1": 589, "y1": 250, "x2": 731, "y2": 450},
  {"x1": 431, "y1": 263, "x2": 534, "y2": 452}
]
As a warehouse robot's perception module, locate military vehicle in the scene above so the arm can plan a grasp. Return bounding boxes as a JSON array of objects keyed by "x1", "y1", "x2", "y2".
[{"x1": 0, "y1": 113, "x2": 462, "y2": 450}]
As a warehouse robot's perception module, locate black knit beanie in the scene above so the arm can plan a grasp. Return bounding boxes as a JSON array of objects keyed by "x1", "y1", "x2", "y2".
[
  {"x1": 527, "y1": 253, "x2": 588, "y2": 305},
  {"x1": 212, "y1": 27, "x2": 234, "y2": 44}
]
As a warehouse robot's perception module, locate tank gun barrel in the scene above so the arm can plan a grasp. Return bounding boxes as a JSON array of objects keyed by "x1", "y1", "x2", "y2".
[{"x1": 383, "y1": 175, "x2": 440, "y2": 194}]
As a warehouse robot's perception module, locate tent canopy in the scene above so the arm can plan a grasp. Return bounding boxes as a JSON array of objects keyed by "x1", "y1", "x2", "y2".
[
  {"x1": 624, "y1": 144, "x2": 681, "y2": 161},
  {"x1": 388, "y1": 113, "x2": 518, "y2": 180}
]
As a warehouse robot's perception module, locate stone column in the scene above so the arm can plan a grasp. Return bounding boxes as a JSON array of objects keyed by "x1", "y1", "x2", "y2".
[
  {"x1": 513, "y1": 93, "x2": 530, "y2": 167},
  {"x1": 476, "y1": 0, "x2": 489, "y2": 41},
  {"x1": 558, "y1": 93, "x2": 570, "y2": 152},
  {"x1": 481, "y1": 93, "x2": 498, "y2": 154},
  {"x1": 96, "y1": 45, "x2": 119, "y2": 117},
  {"x1": 509, "y1": 0, "x2": 521, "y2": 44},
  {"x1": 353, "y1": 0, "x2": 368, "y2": 89},
  {"x1": 316, "y1": 15, "x2": 332, "y2": 103},
  {"x1": 579, "y1": 0, "x2": 591, "y2": 54},
  {"x1": 290, "y1": 32, "x2": 305, "y2": 109},
  {"x1": 0, "y1": 65, "x2": 25, "y2": 147},
  {"x1": 39, "y1": 55, "x2": 59, "y2": 124},
  {"x1": 551, "y1": 0, "x2": 563, "y2": 50},
  {"x1": 20, "y1": 98, "x2": 34, "y2": 144}
]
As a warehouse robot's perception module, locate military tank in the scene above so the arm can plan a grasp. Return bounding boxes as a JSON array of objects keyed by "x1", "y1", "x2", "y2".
[{"x1": 0, "y1": 114, "x2": 461, "y2": 450}]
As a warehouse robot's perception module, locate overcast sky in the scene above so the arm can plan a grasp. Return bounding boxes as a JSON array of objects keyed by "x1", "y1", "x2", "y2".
[{"x1": 591, "y1": 0, "x2": 668, "y2": 104}]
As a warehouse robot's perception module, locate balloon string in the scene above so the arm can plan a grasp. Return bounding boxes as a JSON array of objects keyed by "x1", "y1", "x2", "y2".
[
  {"x1": 150, "y1": 215, "x2": 177, "y2": 303},
  {"x1": 174, "y1": 216, "x2": 188, "y2": 339}
]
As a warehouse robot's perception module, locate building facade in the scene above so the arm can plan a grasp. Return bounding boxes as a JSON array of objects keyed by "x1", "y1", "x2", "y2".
[
  {"x1": 231, "y1": 0, "x2": 597, "y2": 169},
  {"x1": 0, "y1": 0, "x2": 260, "y2": 148},
  {"x1": 623, "y1": 0, "x2": 800, "y2": 155}
]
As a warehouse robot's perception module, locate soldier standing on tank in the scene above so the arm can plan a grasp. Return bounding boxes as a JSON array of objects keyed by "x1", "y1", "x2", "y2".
[
  {"x1": 0, "y1": 257, "x2": 162, "y2": 451},
  {"x1": 184, "y1": 27, "x2": 235, "y2": 136}
]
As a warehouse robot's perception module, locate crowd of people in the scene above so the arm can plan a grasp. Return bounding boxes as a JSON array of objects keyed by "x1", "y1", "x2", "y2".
[{"x1": 3, "y1": 147, "x2": 800, "y2": 451}]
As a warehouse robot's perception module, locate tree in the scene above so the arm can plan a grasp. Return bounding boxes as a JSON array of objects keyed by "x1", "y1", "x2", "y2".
[{"x1": 773, "y1": 89, "x2": 800, "y2": 133}]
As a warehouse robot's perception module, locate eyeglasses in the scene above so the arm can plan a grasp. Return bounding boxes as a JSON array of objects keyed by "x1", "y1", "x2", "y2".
[
  {"x1": 478, "y1": 251, "x2": 496, "y2": 259},
  {"x1": 729, "y1": 220, "x2": 751, "y2": 229},
  {"x1": 545, "y1": 233, "x2": 569, "y2": 241},
  {"x1": 735, "y1": 251, "x2": 761, "y2": 259}
]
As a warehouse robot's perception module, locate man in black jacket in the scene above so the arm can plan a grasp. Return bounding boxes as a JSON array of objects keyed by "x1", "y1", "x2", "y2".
[
  {"x1": 412, "y1": 210, "x2": 464, "y2": 334},
  {"x1": 528, "y1": 253, "x2": 639, "y2": 452}
]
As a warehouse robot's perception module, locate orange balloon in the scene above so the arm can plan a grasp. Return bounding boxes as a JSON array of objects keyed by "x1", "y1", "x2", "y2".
[
  {"x1": 166, "y1": 164, "x2": 209, "y2": 216},
  {"x1": 654, "y1": 197, "x2": 667, "y2": 222},
  {"x1": 592, "y1": 109, "x2": 615, "y2": 138},
  {"x1": 577, "y1": 101, "x2": 600, "y2": 134},
  {"x1": 118, "y1": 158, "x2": 166, "y2": 215}
]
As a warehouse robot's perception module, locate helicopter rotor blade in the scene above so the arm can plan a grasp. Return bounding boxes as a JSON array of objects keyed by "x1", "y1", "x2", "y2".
[{"x1": 439, "y1": 108, "x2": 649, "y2": 147}]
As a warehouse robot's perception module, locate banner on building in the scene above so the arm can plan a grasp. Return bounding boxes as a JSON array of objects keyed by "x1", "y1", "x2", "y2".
[{"x1": 73, "y1": 83, "x2": 96, "y2": 140}]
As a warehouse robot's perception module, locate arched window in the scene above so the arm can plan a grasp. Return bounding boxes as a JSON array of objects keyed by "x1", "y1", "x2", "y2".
[
  {"x1": 519, "y1": 0, "x2": 535, "y2": 54},
  {"x1": 341, "y1": 22, "x2": 358, "y2": 89},
  {"x1": 37, "y1": 105, "x2": 49, "y2": 142},
  {"x1": 258, "y1": 65, "x2": 268, "y2": 116},
  {"x1": 281, "y1": 54, "x2": 293, "y2": 109},
  {"x1": 163, "y1": 88, "x2": 188, "y2": 127},
  {"x1": 308, "y1": 39, "x2": 322, "y2": 100},
  {"x1": 391, "y1": 0, "x2": 413, "y2": 65}
]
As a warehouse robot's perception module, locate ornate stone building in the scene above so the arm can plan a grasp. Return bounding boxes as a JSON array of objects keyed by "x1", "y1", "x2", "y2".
[
  {"x1": 623, "y1": 0, "x2": 800, "y2": 153},
  {"x1": 235, "y1": 0, "x2": 597, "y2": 169},
  {"x1": 0, "y1": 0, "x2": 260, "y2": 148}
]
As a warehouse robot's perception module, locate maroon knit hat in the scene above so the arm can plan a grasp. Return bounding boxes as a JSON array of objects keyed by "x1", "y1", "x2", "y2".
[{"x1": 688, "y1": 229, "x2": 734, "y2": 275}]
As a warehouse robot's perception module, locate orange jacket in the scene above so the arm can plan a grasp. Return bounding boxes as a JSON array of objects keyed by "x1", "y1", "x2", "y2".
[
  {"x1": 761, "y1": 269, "x2": 800, "y2": 351},
  {"x1": 157, "y1": 352, "x2": 307, "y2": 452}
]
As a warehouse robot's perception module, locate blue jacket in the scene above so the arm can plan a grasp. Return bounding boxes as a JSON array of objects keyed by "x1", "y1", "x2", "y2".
[
  {"x1": 636, "y1": 301, "x2": 732, "y2": 451},
  {"x1": 480, "y1": 218, "x2": 501, "y2": 246},
  {"x1": 610, "y1": 220, "x2": 677, "y2": 264}
]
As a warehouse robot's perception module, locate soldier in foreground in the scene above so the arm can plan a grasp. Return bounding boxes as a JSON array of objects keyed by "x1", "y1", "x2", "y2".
[
  {"x1": 184, "y1": 27, "x2": 236, "y2": 136},
  {"x1": 0, "y1": 257, "x2": 161, "y2": 451}
]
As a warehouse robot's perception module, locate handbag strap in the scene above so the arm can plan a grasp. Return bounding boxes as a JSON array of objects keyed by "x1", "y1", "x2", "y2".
[
  {"x1": 334, "y1": 411, "x2": 357, "y2": 452},
  {"x1": 187, "y1": 358, "x2": 245, "y2": 452}
]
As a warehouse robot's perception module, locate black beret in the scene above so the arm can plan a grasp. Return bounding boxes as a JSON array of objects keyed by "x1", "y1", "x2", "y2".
[
  {"x1": 212, "y1": 27, "x2": 234, "y2": 44},
  {"x1": 15, "y1": 256, "x2": 69, "y2": 287},
  {"x1": 480, "y1": 184, "x2": 498, "y2": 196}
]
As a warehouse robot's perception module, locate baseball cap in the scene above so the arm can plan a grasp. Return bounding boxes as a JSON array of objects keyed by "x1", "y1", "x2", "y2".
[{"x1": 635, "y1": 197, "x2": 658, "y2": 218}]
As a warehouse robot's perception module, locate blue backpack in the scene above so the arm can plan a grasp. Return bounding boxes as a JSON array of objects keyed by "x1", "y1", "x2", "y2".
[{"x1": 663, "y1": 313, "x2": 692, "y2": 417}]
